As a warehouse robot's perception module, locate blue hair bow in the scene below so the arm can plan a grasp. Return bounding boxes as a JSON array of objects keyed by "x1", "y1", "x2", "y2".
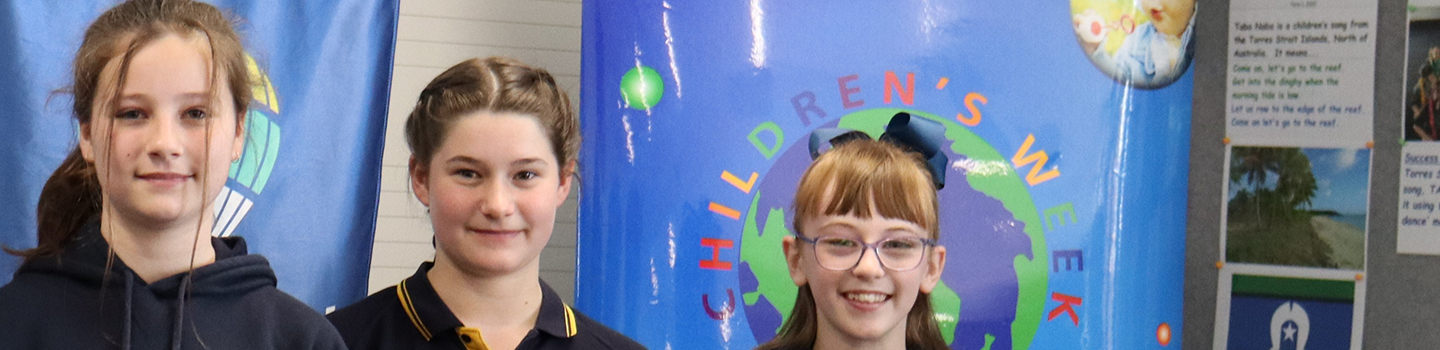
[{"x1": 807, "y1": 112, "x2": 949, "y2": 189}]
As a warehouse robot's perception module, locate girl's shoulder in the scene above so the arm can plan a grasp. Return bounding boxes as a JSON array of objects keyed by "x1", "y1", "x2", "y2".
[
  {"x1": 197, "y1": 285, "x2": 347, "y2": 350},
  {"x1": 563, "y1": 305, "x2": 647, "y2": 349}
]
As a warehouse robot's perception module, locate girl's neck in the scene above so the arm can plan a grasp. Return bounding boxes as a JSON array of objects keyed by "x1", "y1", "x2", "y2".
[
  {"x1": 100, "y1": 208, "x2": 217, "y2": 284},
  {"x1": 813, "y1": 320, "x2": 907, "y2": 350},
  {"x1": 427, "y1": 252, "x2": 544, "y2": 347}
]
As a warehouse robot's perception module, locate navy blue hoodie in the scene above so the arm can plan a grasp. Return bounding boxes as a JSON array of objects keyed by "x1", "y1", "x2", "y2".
[{"x1": 0, "y1": 222, "x2": 347, "y2": 350}]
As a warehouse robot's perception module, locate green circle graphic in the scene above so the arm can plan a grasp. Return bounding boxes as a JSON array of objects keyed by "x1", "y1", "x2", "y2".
[{"x1": 620, "y1": 66, "x2": 664, "y2": 110}]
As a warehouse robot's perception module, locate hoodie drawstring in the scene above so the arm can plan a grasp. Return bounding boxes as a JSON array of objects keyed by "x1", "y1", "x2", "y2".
[
  {"x1": 171, "y1": 273, "x2": 191, "y2": 350},
  {"x1": 122, "y1": 270, "x2": 134, "y2": 350}
]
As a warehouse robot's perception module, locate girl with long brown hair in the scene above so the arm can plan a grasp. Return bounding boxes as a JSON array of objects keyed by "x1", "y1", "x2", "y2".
[{"x1": 0, "y1": 1, "x2": 345, "y2": 349}]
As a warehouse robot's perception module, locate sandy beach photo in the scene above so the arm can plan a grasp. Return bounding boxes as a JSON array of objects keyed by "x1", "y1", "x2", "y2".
[{"x1": 1226, "y1": 147, "x2": 1369, "y2": 270}]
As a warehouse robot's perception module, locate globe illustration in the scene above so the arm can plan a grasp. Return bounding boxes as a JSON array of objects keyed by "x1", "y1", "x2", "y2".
[
  {"x1": 738, "y1": 108, "x2": 1048, "y2": 350},
  {"x1": 212, "y1": 53, "x2": 282, "y2": 238}
]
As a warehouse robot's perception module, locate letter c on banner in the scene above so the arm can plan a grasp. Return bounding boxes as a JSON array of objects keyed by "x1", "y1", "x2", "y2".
[{"x1": 702, "y1": 290, "x2": 736, "y2": 320}]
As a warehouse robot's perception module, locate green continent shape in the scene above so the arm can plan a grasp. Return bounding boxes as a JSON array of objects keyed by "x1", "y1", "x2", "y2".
[
  {"x1": 836, "y1": 108, "x2": 1049, "y2": 350},
  {"x1": 930, "y1": 280, "x2": 961, "y2": 345},
  {"x1": 739, "y1": 190, "x2": 799, "y2": 336}
]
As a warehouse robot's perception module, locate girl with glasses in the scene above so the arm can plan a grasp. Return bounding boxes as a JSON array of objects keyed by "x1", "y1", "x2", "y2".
[{"x1": 756, "y1": 132, "x2": 949, "y2": 350}]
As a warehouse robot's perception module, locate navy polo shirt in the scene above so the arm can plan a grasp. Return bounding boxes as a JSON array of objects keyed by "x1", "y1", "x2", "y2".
[{"x1": 328, "y1": 262, "x2": 645, "y2": 350}]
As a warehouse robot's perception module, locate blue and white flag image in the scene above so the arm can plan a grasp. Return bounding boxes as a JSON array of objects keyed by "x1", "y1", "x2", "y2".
[
  {"x1": 1226, "y1": 275, "x2": 1355, "y2": 350},
  {"x1": 0, "y1": 0, "x2": 398, "y2": 311}
]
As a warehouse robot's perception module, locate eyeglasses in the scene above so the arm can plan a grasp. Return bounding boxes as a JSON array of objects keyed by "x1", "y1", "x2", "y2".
[{"x1": 795, "y1": 235, "x2": 938, "y2": 271}]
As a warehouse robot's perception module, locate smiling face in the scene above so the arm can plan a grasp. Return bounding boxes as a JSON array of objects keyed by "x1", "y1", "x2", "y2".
[
  {"x1": 80, "y1": 33, "x2": 243, "y2": 230},
  {"x1": 777, "y1": 138, "x2": 951, "y2": 347},
  {"x1": 414, "y1": 112, "x2": 572, "y2": 277},
  {"x1": 784, "y1": 201, "x2": 946, "y2": 346},
  {"x1": 1143, "y1": 0, "x2": 1195, "y2": 38}
]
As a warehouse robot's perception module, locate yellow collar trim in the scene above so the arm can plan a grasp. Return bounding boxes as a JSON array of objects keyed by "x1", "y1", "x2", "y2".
[
  {"x1": 563, "y1": 304, "x2": 578, "y2": 337},
  {"x1": 397, "y1": 280, "x2": 434, "y2": 340}
]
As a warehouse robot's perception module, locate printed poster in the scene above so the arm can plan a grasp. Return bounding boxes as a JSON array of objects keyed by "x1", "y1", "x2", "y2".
[
  {"x1": 1397, "y1": 2, "x2": 1440, "y2": 255},
  {"x1": 1216, "y1": 0, "x2": 1375, "y2": 348}
]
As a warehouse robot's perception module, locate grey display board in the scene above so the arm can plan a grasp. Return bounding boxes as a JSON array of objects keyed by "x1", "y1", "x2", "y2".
[{"x1": 1184, "y1": 0, "x2": 1440, "y2": 348}]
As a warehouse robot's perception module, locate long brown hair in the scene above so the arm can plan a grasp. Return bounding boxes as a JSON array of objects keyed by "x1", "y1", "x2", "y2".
[
  {"x1": 757, "y1": 139, "x2": 949, "y2": 350},
  {"x1": 405, "y1": 57, "x2": 578, "y2": 171},
  {"x1": 7, "y1": 0, "x2": 250, "y2": 260}
]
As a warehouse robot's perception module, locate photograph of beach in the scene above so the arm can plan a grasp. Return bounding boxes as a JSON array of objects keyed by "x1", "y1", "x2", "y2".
[{"x1": 1225, "y1": 146, "x2": 1370, "y2": 270}]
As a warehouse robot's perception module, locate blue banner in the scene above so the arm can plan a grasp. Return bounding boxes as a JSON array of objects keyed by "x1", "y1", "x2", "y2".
[
  {"x1": 0, "y1": 0, "x2": 398, "y2": 311},
  {"x1": 578, "y1": 1, "x2": 1192, "y2": 349}
]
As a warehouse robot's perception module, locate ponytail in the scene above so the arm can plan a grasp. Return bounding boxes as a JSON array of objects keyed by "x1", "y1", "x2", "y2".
[{"x1": 5, "y1": 148, "x2": 102, "y2": 260}]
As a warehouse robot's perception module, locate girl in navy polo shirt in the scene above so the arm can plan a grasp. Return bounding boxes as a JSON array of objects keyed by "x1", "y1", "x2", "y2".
[{"x1": 328, "y1": 57, "x2": 643, "y2": 350}]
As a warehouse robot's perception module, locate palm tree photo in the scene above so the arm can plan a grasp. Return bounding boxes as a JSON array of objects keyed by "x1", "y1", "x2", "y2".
[{"x1": 1226, "y1": 147, "x2": 1368, "y2": 270}]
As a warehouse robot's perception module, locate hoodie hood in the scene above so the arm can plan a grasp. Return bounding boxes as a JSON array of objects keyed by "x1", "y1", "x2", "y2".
[
  {"x1": 16, "y1": 221, "x2": 277, "y2": 297},
  {"x1": 13, "y1": 221, "x2": 279, "y2": 350}
]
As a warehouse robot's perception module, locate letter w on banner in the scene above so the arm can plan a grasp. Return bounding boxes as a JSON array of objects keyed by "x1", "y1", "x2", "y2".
[{"x1": 0, "y1": 0, "x2": 398, "y2": 312}]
